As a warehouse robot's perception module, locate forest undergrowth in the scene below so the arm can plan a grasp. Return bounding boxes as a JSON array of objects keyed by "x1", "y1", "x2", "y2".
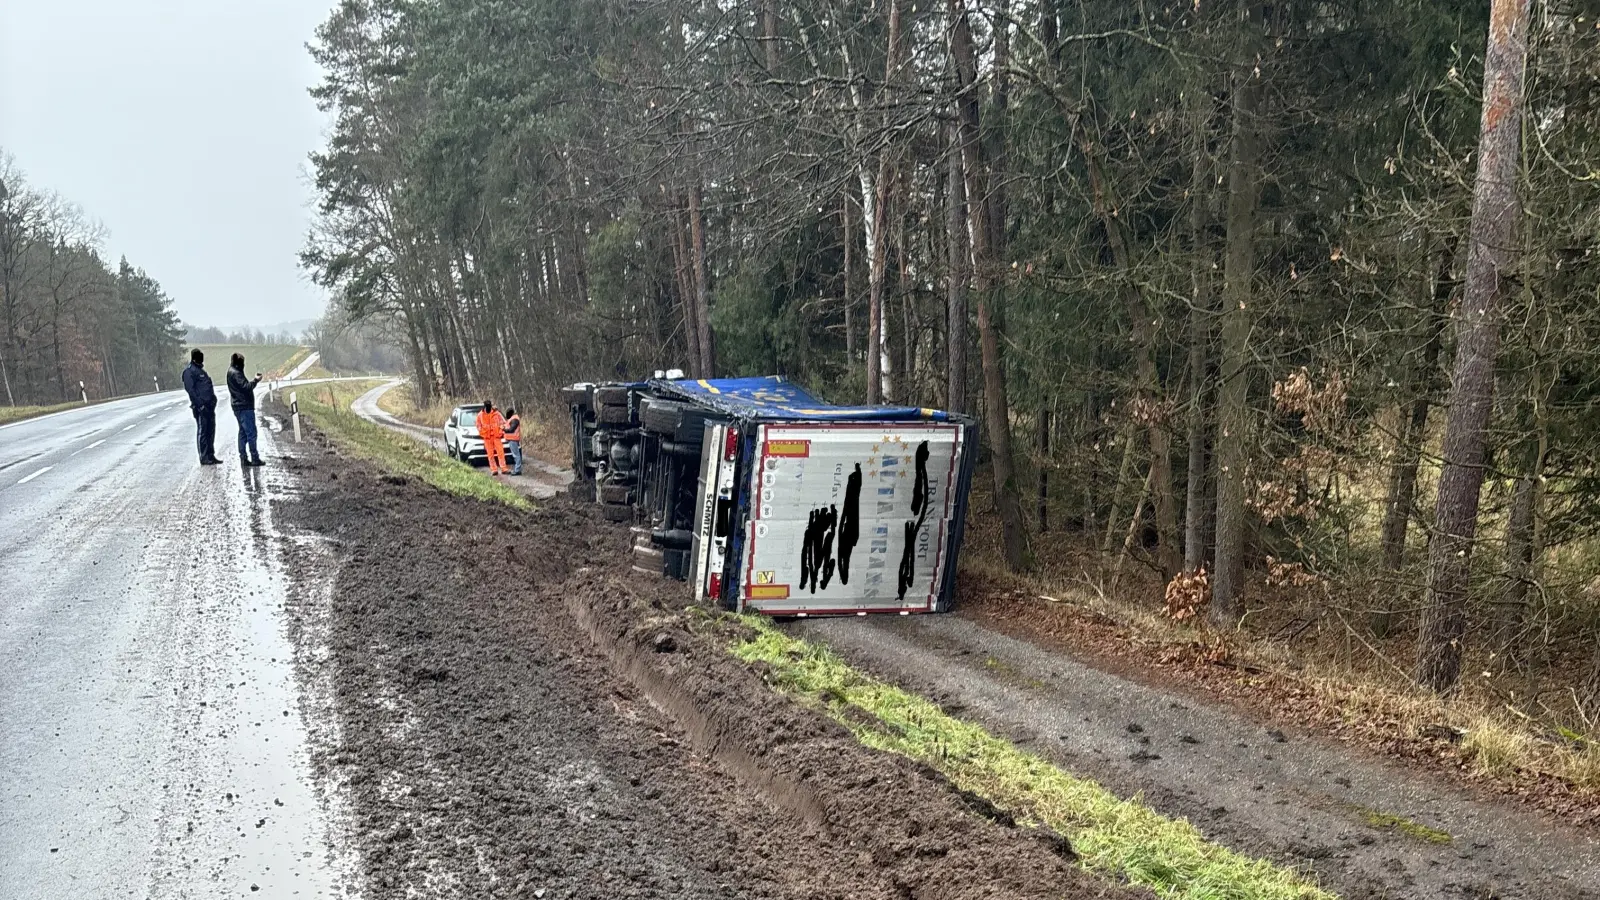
[{"x1": 959, "y1": 472, "x2": 1600, "y2": 824}]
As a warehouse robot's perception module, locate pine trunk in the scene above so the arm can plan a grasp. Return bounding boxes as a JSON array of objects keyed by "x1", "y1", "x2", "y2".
[
  {"x1": 1210, "y1": 61, "x2": 1263, "y2": 627},
  {"x1": 945, "y1": 128, "x2": 969, "y2": 415},
  {"x1": 688, "y1": 183, "x2": 715, "y2": 378},
  {"x1": 1416, "y1": 0, "x2": 1532, "y2": 694},
  {"x1": 1183, "y1": 100, "x2": 1212, "y2": 573},
  {"x1": 950, "y1": 0, "x2": 1027, "y2": 571}
]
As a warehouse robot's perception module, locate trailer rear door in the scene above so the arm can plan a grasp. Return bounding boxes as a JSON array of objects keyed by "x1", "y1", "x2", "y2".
[{"x1": 738, "y1": 421, "x2": 967, "y2": 615}]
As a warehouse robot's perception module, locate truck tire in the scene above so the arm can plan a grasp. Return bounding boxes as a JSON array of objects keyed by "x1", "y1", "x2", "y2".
[
  {"x1": 597, "y1": 403, "x2": 631, "y2": 426},
  {"x1": 601, "y1": 502, "x2": 632, "y2": 523},
  {"x1": 600, "y1": 483, "x2": 631, "y2": 504},
  {"x1": 640, "y1": 397, "x2": 710, "y2": 443},
  {"x1": 594, "y1": 385, "x2": 630, "y2": 406},
  {"x1": 560, "y1": 386, "x2": 592, "y2": 407},
  {"x1": 663, "y1": 548, "x2": 690, "y2": 580}
]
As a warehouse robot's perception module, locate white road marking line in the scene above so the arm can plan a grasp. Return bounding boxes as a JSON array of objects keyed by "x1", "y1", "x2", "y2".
[
  {"x1": 87, "y1": 439, "x2": 106, "y2": 450},
  {"x1": 17, "y1": 466, "x2": 52, "y2": 485},
  {"x1": 146, "y1": 413, "x2": 157, "y2": 419},
  {"x1": 122, "y1": 423, "x2": 137, "y2": 432}
]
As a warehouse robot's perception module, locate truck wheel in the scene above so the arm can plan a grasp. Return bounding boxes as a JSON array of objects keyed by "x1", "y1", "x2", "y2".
[
  {"x1": 560, "y1": 386, "x2": 592, "y2": 407},
  {"x1": 640, "y1": 397, "x2": 710, "y2": 443},
  {"x1": 662, "y1": 548, "x2": 690, "y2": 580},
  {"x1": 594, "y1": 385, "x2": 630, "y2": 406},
  {"x1": 601, "y1": 502, "x2": 632, "y2": 523},
  {"x1": 600, "y1": 484, "x2": 631, "y2": 504},
  {"x1": 597, "y1": 403, "x2": 631, "y2": 426},
  {"x1": 632, "y1": 544, "x2": 665, "y2": 576}
]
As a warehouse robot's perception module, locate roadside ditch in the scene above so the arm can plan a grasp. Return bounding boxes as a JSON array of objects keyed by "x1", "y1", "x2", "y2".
[{"x1": 270, "y1": 426, "x2": 1147, "y2": 899}]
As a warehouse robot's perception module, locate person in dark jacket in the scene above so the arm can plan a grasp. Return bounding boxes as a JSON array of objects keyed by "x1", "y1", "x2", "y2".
[
  {"x1": 503, "y1": 407, "x2": 523, "y2": 476},
  {"x1": 181, "y1": 348, "x2": 221, "y2": 465},
  {"x1": 227, "y1": 353, "x2": 265, "y2": 466}
]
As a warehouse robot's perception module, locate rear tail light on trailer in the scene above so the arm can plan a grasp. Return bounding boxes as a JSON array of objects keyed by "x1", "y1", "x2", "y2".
[
  {"x1": 708, "y1": 572, "x2": 722, "y2": 599},
  {"x1": 723, "y1": 428, "x2": 739, "y2": 462}
]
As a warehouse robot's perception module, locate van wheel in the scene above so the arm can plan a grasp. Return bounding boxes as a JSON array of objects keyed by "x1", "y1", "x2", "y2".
[{"x1": 601, "y1": 502, "x2": 632, "y2": 523}]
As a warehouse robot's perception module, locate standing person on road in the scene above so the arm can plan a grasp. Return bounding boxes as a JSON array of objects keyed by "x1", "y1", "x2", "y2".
[
  {"x1": 181, "y1": 349, "x2": 221, "y2": 466},
  {"x1": 227, "y1": 353, "x2": 265, "y2": 467},
  {"x1": 503, "y1": 407, "x2": 523, "y2": 476},
  {"x1": 475, "y1": 400, "x2": 508, "y2": 475}
]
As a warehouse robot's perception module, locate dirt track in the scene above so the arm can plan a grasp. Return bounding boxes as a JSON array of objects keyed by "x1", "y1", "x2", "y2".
[
  {"x1": 271, "y1": 427, "x2": 1142, "y2": 899},
  {"x1": 795, "y1": 595, "x2": 1600, "y2": 900}
]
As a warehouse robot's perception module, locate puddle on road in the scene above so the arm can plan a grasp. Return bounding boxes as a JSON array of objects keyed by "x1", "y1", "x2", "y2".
[{"x1": 138, "y1": 426, "x2": 360, "y2": 898}]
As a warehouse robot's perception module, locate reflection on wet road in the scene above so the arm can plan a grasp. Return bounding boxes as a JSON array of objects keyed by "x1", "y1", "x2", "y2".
[{"x1": 0, "y1": 393, "x2": 349, "y2": 898}]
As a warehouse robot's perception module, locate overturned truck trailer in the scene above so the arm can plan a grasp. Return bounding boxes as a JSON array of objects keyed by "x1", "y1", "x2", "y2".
[{"x1": 564, "y1": 376, "x2": 978, "y2": 616}]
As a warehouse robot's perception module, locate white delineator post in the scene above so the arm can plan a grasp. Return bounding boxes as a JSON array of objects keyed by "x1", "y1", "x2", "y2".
[
  {"x1": 152, "y1": 375, "x2": 160, "y2": 393},
  {"x1": 291, "y1": 392, "x2": 302, "y2": 443},
  {"x1": 79, "y1": 381, "x2": 87, "y2": 404}
]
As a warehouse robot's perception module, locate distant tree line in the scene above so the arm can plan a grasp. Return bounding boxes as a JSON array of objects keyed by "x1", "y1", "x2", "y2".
[
  {"x1": 184, "y1": 325, "x2": 302, "y2": 346},
  {"x1": 304, "y1": 1, "x2": 1600, "y2": 698},
  {"x1": 305, "y1": 311, "x2": 409, "y2": 374},
  {"x1": 1, "y1": 153, "x2": 184, "y2": 405}
]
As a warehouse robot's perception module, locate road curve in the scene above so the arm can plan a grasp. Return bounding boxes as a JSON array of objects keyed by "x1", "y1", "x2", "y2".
[
  {"x1": 348, "y1": 380, "x2": 573, "y2": 500},
  {"x1": 0, "y1": 391, "x2": 352, "y2": 898}
]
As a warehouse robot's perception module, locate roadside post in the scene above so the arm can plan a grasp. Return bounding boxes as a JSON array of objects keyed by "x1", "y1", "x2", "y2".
[
  {"x1": 291, "y1": 392, "x2": 302, "y2": 443},
  {"x1": 79, "y1": 381, "x2": 87, "y2": 404},
  {"x1": 152, "y1": 375, "x2": 160, "y2": 393}
]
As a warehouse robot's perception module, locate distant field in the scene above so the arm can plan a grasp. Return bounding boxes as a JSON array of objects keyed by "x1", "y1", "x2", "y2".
[{"x1": 189, "y1": 345, "x2": 310, "y2": 379}]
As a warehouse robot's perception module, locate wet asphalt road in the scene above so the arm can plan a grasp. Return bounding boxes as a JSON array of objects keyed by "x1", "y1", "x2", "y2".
[{"x1": 0, "y1": 392, "x2": 346, "y2": 898}]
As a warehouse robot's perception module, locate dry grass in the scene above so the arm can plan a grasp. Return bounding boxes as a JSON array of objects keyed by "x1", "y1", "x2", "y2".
[
  {"x1": 376, "y1": 384, "x2": 570, "y2": 468},
  {"x1": 376, "y1": 382, "x2": 459, "y2": 429},
  {"x1": 0, "y1": 401, "x2": 81, "y2": 426},
  {"x1": 958, "y1": 484, "x2": 1600, "y2": 808},
  {"x1": 292, "y1": 381, "x2": 528, "y2": 510},
  {"x1": 1461, "y1": 718, "x2": 1532, "y2": 779}
]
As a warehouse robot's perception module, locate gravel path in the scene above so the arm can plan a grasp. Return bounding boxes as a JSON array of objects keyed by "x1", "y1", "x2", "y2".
[
  {"x1": 348, "y1": 380, "x2": 573, "y2": 499},
  {"x1": 794, "y1": 614, "x2": 1600, "y2": 900}
]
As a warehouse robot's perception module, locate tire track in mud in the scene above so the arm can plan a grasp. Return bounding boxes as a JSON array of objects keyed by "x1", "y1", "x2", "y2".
[
  {"x1": 270, "y1": 427, "x2": 1146, "y2": 900},
  {"x1": 793, "y1": 613, "x2": 1600, "y2": 900}
]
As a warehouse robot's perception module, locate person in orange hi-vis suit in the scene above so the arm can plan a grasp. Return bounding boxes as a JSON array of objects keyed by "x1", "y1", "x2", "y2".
[{"x1": 475, "y1": 400, "x2": 509, "y2": 475}]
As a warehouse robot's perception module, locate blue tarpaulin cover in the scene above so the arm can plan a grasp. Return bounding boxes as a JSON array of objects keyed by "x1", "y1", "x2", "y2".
[{"x1": 649, "y1": 376, "x2": 952, "y2": 422}]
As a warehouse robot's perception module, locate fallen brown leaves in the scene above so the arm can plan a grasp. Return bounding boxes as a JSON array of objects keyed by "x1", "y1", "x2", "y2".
[{"x1": 955, "y1": 569, "x2": 1600, "y2": 830}]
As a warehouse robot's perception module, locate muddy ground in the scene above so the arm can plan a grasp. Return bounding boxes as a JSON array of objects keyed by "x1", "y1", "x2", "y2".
[
  {"x1": 796, "y1": 588, "x2": 1600, "y2": 900},
  {"x1": 271, "y1": 426, "x2": 1144, "y2": 899}
]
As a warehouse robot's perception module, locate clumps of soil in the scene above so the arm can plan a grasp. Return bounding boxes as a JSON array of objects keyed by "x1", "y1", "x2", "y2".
[{"x1": 274, "y1": 435, "x2": 1149, "y2": 899}]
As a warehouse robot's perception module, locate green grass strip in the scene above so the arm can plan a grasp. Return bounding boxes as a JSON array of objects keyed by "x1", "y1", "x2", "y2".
[
  {"x1": 299, "y1": 393, "x2": 529, "y2": 510},
  {"x1": 733, "y1": 622, "x2": 1335, "y2": 900},
  {"x1": 0, "y1": 401, "x2": 81, "y2": 426}
]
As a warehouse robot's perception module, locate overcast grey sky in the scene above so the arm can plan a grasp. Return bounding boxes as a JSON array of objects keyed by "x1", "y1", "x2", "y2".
[{"x1": 0, "y1": 0, "x2": 333, "y2": 330}]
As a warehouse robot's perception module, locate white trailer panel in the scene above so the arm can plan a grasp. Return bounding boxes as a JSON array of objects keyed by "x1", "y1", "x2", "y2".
[{"x1": 738, "y1": 422, "x2": 966, "y2": 614}]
